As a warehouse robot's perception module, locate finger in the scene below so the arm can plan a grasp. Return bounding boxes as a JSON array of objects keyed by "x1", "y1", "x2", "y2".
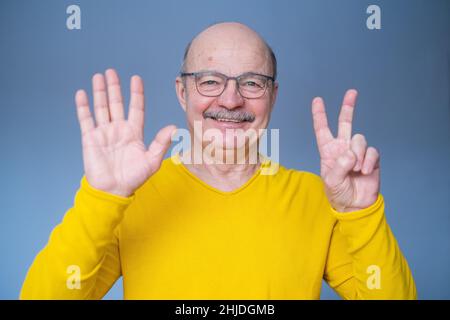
[
  {"x1": 128, "y1": 75, "x2": 145, "y2": 134},
  {"x1": 350, "y1": 133, "x2": 367, "y2": 172},
  {"x1": 105, "y1": 68, "x2": 125, "y2": 121},
  {"x1": 92, "y1": 73, "x2": 110, "y2": 126},
  {"x1": 324, "y1": 150, "x2": 357, "y2": 188},
  {"x1": 75, "y1": 89, "x2": 95, "y2": 135},
  {"x1": 337, "y1": 89, "x2": 358, "y2": 141},
  {"x1": 146, "y1": 125, "x2": 178, "y2": 166},
  {"x1": 361, "y1": 146, "x2": 380, "y2": 175},
  {"x1": 312, "y1": 97, "x2": 334, "y2": 149}
]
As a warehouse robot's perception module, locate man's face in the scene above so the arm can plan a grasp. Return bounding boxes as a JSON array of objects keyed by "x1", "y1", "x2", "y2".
[{"x1": 176, "y1": 24, "x2": 278, "y2": 154}]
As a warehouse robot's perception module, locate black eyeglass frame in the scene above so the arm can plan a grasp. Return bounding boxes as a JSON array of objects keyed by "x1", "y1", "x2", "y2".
[{"x1": 179, "y1": 71, "x2": 276, "y2": 99}]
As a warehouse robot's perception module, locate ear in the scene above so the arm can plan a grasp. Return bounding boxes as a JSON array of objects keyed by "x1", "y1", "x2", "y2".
[
  {"x1": 269, "y1": 81, "x2": 279, "y2": 111},
  {"x1": 175, "y1": 76, "x2": 187, "y2": 112}
]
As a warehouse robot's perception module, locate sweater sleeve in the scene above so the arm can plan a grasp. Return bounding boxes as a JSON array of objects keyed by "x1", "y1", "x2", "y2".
[
  {"x1": 323, "y1": 193, "x2": 417, "y2": 299},
  {"x1": 20, "y1": 176, "x2": 134, "y2": 299}
]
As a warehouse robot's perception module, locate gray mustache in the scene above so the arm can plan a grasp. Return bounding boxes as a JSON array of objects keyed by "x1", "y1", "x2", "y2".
[{"x1": 203, "y1": 109, "x2": 255, "y2": 122}]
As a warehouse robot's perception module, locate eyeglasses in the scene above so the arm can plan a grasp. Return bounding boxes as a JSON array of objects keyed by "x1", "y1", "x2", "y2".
[{"x1": 180, "y1": 71, "x2": 275, "y2": 99}]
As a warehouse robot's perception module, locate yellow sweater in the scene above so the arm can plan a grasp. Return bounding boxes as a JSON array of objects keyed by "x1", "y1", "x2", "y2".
[{"x1": 20, "y1": 155, "x2": 416, "y2": 299}]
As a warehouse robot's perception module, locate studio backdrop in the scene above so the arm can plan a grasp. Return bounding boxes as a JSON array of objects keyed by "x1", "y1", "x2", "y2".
[{"x1": 0, "y1": 0, "x2": 448, "y2": 299}]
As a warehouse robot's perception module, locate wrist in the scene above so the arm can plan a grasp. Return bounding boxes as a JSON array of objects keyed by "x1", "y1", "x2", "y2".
[
  {"x1": 81, "y1": 176, "x2": 135, "y2": 202},
  {"x1": 84, "y1": 177, "x2": 134, "y2": 198},
  {"x1": 103, "y1": 188, "x2": 134, "y2": 198}
]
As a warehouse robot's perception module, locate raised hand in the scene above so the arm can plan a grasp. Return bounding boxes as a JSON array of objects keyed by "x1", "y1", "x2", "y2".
[
  {"x1": 311, "y1": 89, "x2": 380, "y2": 212},
  {"x1": 75, "y1": 69, "x2": 176, "y2": 197}
]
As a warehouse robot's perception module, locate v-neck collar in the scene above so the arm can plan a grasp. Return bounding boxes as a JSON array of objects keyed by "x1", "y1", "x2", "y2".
[{"x1": 171, "y1": 153, "x2": 272, "y2": 196}]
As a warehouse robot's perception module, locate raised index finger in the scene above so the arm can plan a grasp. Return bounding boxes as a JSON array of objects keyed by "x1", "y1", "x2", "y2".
[
  {"x1": 312, "y1": 97, "x2": 334, "y2": 149},
  {"x1": 337, "y1": 89, "x2": 358, "y2": 140}
]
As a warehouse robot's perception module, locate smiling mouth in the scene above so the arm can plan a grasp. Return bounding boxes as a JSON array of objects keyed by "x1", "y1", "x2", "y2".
[
  {"x1": 213, "y1": 118, "x2": 244, "y2": 123},
  {"x1": 205, "y1": 115, "x2": 250, "y2": 123}
]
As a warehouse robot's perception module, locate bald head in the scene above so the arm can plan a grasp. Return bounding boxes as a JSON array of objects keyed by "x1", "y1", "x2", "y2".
[{"x1": 181, "y1": 22, "x2": 277, "y2": 80}]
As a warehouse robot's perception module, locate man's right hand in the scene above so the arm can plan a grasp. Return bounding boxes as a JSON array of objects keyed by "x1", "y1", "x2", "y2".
[{"x1": 75, "y1": 69, "x2": 176, "y2": 197}]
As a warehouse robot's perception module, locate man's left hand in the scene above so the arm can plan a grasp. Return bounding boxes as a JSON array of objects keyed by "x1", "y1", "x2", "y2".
[{"x1": 311, "y1": 89, "x2": 380, "y2": 212}]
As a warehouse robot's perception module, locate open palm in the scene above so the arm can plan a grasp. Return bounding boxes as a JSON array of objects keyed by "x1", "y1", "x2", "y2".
[
  {"x1": 75, "y1": 69, "x2": 176, "y2": 197},
  {"x1": 312, "y1": 89, "x2": 380, "y2": 212}
]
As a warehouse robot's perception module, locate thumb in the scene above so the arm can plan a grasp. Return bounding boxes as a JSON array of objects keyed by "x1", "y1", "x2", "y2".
[
  {"x1": 146, "y1": 125, "x2": 177, "y2": 166},
  {"x1": 325, "y1": 149, "x2": 357, "y2": 188}
]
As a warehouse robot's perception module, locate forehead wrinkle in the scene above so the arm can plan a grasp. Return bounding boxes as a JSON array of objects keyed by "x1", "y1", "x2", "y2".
[{"x1": 190, "y1": 42, "x2": 270, "y2": 76}]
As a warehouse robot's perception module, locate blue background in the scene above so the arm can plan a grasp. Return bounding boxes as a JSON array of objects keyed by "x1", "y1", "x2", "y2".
[{"x1": 0, "y1": 0, "x2": 448, "y2": 299}]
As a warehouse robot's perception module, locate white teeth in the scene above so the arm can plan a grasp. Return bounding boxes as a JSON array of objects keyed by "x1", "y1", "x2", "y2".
[{"x1": 215, "y1": 118, "x2": 242, "y2": 123}]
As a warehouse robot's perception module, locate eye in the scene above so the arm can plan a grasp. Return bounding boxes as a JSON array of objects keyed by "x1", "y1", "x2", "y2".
[
  {"x1": 202, "y1": 80, "x2": 219, "y2": 85},
  {"x1": 198, "y1": 75, "x2": 223, "y2": 86},
  {"x1": 242, "y1": 80, "x2": 263, "y2": 88}
]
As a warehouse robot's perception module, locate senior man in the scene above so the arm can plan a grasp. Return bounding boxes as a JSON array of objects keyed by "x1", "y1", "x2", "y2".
[{"x1": 21, "y1": 22, "x2": 416, "y2": 299}]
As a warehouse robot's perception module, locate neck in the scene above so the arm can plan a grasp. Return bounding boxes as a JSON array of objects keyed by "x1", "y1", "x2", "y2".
[{"x1": 179, "y1": 147, "x2": 263, "y2": 192}]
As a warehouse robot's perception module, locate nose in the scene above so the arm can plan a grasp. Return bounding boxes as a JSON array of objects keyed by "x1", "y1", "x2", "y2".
[{"x1": 217, "y1": 79, "x2": 245, "y2": 110}]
